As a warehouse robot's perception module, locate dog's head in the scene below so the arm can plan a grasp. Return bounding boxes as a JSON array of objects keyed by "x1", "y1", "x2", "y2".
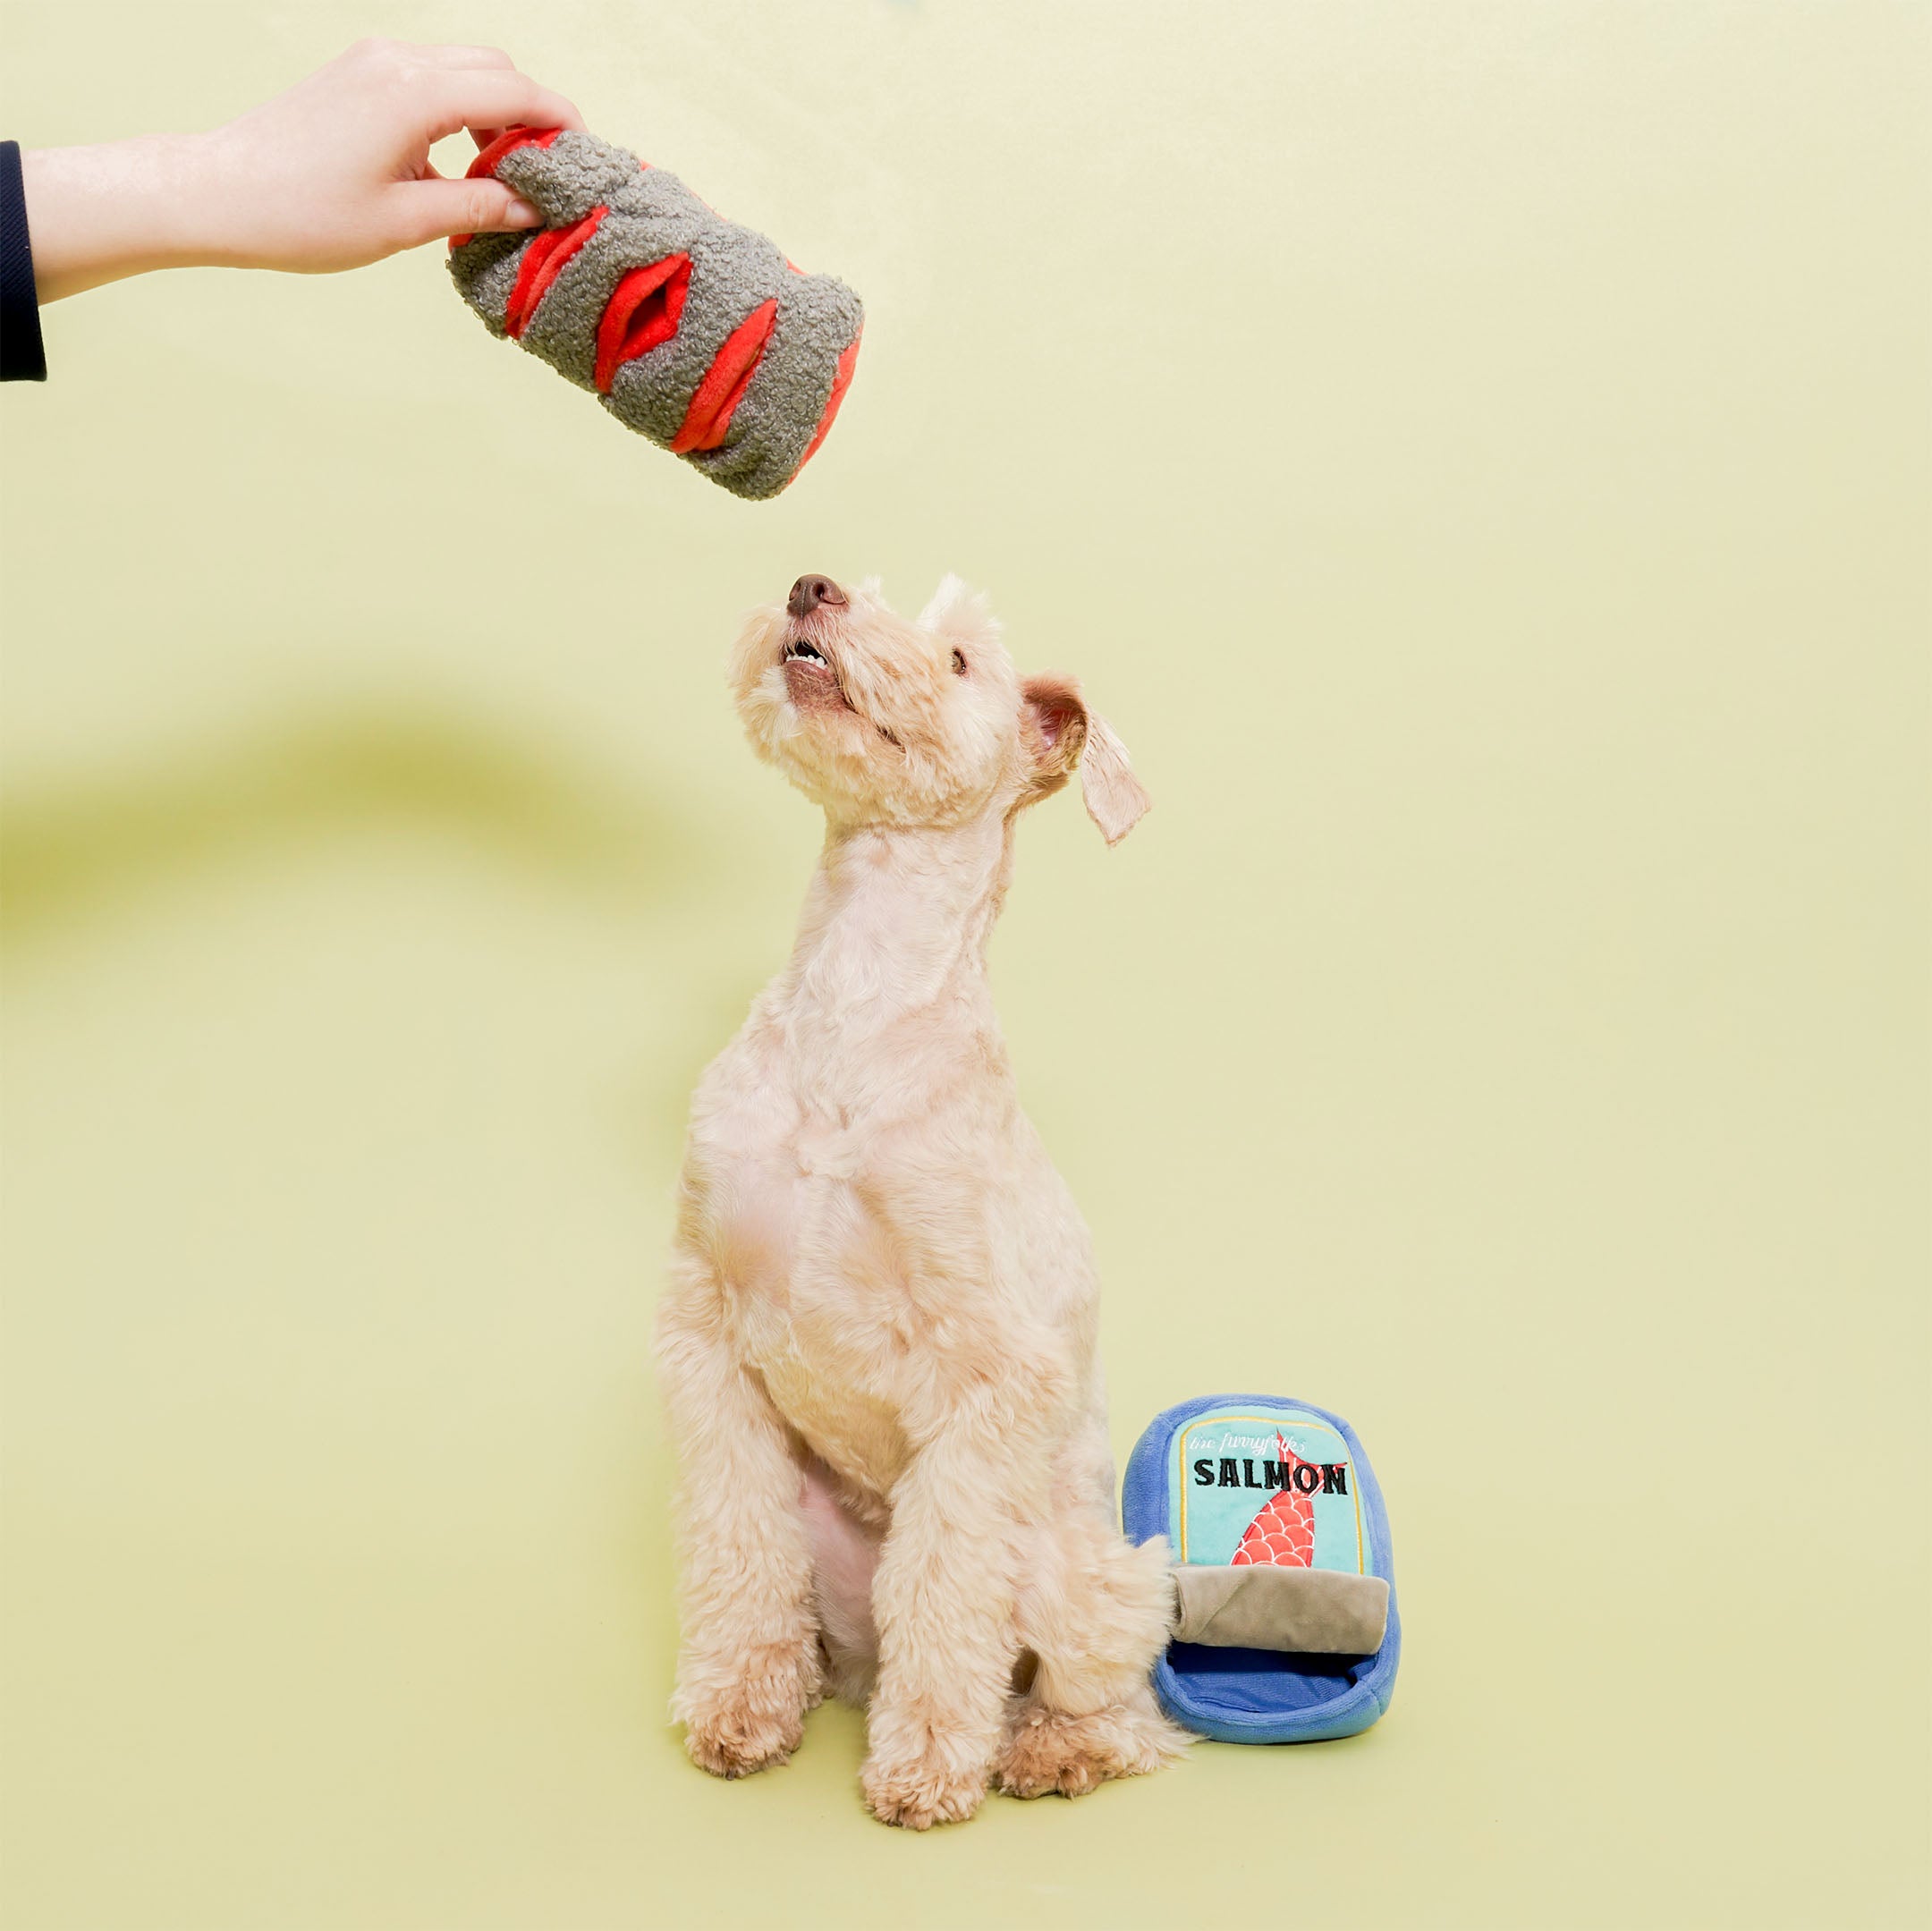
[{"x1": 729, "y1": 573, "x2": 1149, "y2": 843}]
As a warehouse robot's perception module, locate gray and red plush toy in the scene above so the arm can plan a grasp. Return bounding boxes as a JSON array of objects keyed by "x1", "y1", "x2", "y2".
[{"x1": 448, "y1": 128, "x2": 863, "y2": 500}]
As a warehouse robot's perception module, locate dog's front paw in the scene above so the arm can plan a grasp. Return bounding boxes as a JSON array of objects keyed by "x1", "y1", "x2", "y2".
[
  {"x1": 860, "y1": 1744, "x2": 988, "y2": 1830},
  {"x1": 674, "y1": 1640, "x2": 817, "y2": 1780},
  {"x1": 860, "y1": 1705, "x2": 991, "y2": 1830}
]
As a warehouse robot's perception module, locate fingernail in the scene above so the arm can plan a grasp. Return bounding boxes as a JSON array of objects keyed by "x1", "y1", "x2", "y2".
[{"x1": 506, "y1": 199, "x2": 543, "y2": 225}]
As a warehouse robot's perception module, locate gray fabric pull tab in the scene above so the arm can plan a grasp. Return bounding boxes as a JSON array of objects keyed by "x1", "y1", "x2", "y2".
[{"x1": 1169, "y1": 1564, "x2": 1391, "y2": 1655}]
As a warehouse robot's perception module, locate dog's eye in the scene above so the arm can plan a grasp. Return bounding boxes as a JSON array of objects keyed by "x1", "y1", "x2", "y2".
[{"x1": 952, "y1": 650, "x2": 968, "y2": 676}]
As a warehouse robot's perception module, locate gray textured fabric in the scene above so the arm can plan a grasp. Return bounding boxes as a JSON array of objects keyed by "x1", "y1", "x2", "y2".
[
  {"x1": 1170, "y1": 1565, "x2": 1391, "y2": 1655},
  {"x1": 448, "y1": 131, "x2": 863, "y2": 500}
]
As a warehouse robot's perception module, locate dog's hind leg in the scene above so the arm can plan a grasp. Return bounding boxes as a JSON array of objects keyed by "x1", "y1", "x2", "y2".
[
  {"x1": 999, "y1": 1504, "x2": 1189, "y2": 1800},
  {"x1": 656, "y1": 1250, "x2": 822, "y2": 1779}
]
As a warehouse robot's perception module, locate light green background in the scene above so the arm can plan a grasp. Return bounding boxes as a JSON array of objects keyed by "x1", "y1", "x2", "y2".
[{"x1": 3, "y1": 4, "x2": 1927, "y2": 1926}]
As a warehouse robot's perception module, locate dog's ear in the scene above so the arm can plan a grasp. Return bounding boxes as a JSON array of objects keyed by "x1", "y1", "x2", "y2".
[
  {"x1": 919, "y1": 573, "x2": 1003, "y2": 658},
  {"x1": 1021, "y1": 673, "x2": 1150, "y2": 846}
]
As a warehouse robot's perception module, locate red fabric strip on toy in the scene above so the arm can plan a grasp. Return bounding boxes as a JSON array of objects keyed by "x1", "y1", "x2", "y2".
[
  {"x1": 503, "y1": 206, "x2": 608, "y2": 339},
  {"x1": 448, "y1": 126, "x2": 564, "y2": 248},
  {"x1": 1230, "y1": 1435, "x2": 1318, "y2": 1567},
  {"x1": 670, "y1": 298, "x2": 779, "y2": 453},
  {"x1": 791, "y1": 327, "x2": 864, "y2": 481},
  {"x1": 594, "y1": 255, "x2": 693, "y2": 393},
  {"x1": 468, "y1": 125, "x2": 563, "y2": 177}
]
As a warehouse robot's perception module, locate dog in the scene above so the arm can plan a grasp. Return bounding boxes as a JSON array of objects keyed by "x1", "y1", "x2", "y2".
[{"x1": 655, "y1": 572, "x2": 1186, "y2": 1828}]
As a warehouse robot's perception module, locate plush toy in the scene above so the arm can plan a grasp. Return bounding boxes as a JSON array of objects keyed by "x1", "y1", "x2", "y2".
[
  {"x1": 447, "y1": 128, "x2": 863, "y2": 500},
  {"x1": 1130, "y1": 1394, "x2": 1401, "y2": 1743}
]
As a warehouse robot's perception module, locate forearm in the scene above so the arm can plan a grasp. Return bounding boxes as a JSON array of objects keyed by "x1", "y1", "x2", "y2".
[{"x1": 22, "y1": 137, "x2": 216, "y2": 301}]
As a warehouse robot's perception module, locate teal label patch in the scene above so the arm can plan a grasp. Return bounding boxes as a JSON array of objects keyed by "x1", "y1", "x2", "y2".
[{"x1": 1166, "y1": 1406, "x2": 1369, "y2": 1573}]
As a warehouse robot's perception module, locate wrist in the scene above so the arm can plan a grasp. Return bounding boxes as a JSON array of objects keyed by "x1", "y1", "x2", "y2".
[{"x1": 23, "y1": 132, "x2": 220, "y2": 301}]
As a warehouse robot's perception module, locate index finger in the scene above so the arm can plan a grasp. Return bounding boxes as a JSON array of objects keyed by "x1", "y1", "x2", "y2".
[
  {"x1": 420, "y1": 70, "x2": 584, "y2": 146},
  {"x1": 402, "y1": 43, "x2": 518, "y2": 71}
]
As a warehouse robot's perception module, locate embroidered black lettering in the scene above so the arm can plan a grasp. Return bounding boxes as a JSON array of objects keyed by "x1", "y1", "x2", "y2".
[
  {"x1": 1192, "y1": 1459, "x2": 1215, "y2": 1486},
  {"x1": 1292, "y1": 1463, "x2": 1321, "y2": 1494},
  {"x1": 1242, "y1": 1458, "x2": 1264, "y2": 1489},
  {"x1": 1217, "y1": 1458, "x2": 1240, "y2": 1487},
  {"x1": 1321, "y1": 1463, "x2": 1349, "y2": 1495},
  {"x1": 1263, "y1": 1460, "x2": 1288, "y2": 1489}
]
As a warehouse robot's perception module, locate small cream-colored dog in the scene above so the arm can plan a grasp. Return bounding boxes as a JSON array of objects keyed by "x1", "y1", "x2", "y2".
[{"x1": 655, "y1": 572, "x2": 1185, "y2": 1829}]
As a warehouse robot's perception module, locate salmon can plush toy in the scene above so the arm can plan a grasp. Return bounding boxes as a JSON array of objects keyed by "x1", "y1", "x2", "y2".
[
  {"x1": 1127, "y1": 1394, "x2": 1402, "y2": 1744},
  {"x1": 448, "y1": 128, "x2": 864, "y2": 500}
]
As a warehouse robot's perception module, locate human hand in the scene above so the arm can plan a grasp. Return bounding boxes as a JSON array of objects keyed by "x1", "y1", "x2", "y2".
[{"x1": 24, "y1": 39, "x2": 583, "y2": 301}]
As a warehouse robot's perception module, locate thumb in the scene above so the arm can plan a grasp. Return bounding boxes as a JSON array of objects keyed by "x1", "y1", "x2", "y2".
[{"x1": 387, "y1": 175, "x2": 545, "y2": 250}]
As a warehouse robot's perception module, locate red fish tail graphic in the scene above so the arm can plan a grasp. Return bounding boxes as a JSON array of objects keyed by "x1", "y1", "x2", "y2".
[{"x1": 1231, "y1": 1432, "x2": 1317, "y2": 1567}]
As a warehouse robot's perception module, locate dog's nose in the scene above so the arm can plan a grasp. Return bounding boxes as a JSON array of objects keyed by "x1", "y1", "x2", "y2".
[{"x1": 788, "y1": 574, "x2": 846, "y2": 619}]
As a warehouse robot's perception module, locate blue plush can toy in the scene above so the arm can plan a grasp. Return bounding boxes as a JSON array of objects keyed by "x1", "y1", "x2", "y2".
[{"x1": 1123, "y1": 1394, "x2": 1402, "y2": 1744}]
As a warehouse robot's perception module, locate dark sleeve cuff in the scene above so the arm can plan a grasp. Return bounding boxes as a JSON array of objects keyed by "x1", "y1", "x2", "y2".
[{"x1": 1, "y1": 140, "x2": 47, "y2": 382}]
